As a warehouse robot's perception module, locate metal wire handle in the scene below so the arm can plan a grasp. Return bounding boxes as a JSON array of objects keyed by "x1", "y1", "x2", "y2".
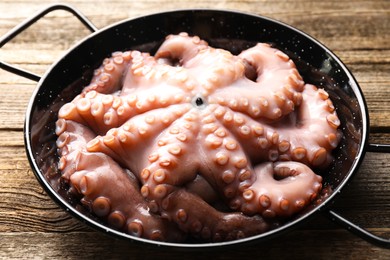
[
  {"x1": 0, "y1": 4, "x2": 98, "y2": 82},
  {"x1": 324, "y1": 143, "x2": 390, "y2": 248}
]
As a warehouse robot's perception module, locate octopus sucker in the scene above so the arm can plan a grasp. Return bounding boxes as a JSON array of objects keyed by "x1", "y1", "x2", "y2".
[
  {"x1": 92, "y1": 196, "x2": 111, "y2": 217},
  {"x1": 127, "y1": 220, "x2": 144, "y2": 237},
  {"x1": 56, "y1": 33, "x2": 342, "y2": 243}
]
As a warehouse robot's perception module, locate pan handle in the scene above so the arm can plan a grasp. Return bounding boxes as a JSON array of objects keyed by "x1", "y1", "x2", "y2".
[
  {"x1": 324, "y1": 209, "x2": 390, "y2": 248},
  {"x1": 0, "y1": 4, "x2": 98, "y2": 82},
  {"x1": 367, "y1": 143, "x2": 390, "y2": 153},
  {"x1": 323, "y1": 142, "x2": 390, "y2": 248}
]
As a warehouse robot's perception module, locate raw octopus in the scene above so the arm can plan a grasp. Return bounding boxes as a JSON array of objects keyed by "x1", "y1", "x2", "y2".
[{"x1": 55, "y1": 32, "x2": 342, "y2": 242}]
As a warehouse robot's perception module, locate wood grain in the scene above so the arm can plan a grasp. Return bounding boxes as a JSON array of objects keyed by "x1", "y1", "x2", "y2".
[{"x1": 0, "y1": 0, "x2": 389, "y2": 259}]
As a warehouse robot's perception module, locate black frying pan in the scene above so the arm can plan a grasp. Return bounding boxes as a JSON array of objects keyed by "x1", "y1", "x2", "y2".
[{"x1": 1, "y1": 4, "x2": 389, "y2": 248}]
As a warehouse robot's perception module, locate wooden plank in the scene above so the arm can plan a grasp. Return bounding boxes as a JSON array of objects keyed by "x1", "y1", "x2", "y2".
[
  {"x1": 0, "y1": 1, "x2": 388, "y2": 51},
  {"x1": 0, "y1": 131, "x2": 24, "y2": 146},
  {"x1": 1, "y1": 229, "x2": 390, "y2": 259},
  {"x1": 0, "y1": 85, "x2": 35, "y2": 130}
]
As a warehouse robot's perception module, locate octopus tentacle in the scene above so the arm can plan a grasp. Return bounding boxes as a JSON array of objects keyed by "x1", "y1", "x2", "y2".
[
  {"x1": 193, "y1": 108, "x2": 322, "y2": 217},
  {"x1": 69, "y1": 153, "x2": 185, "y2": 241},
  {"x1": 83, "y1": 49, "x2": 191, "y2": 97},
  {"x1": 155, "y1": 32, "x2": 209, "y2": 65},
  {"x1": 120, "y1": 51, "x2": 196, "y2": 95},
  {"x1": 137, "y1": 109, "x2": 202, "y2": 213},
  {"x1": 83, "y1": 51, "x2": 133, "y2": 94},
  {"x1": 184, "y1": 48, "x2": 245, "y2": 93},
  {"x1": 58, "y1": 90, "x2": 191, "y2": 135},
  {"x1": 196, "y1": 108, "x2": 254, "y2": 207},
  {"x1": 269, "y1": 84, "x2": 342, "y2": 167},
  {"x1": 58, "y1": 91, "x2": 131, "y2": 134},
  {"x1": 236, "y1": 161, "x2": 323, "y2": 218},
  {"x1": 155, "y1": 33, "x2": 245, "y2": 94},
  {"x1": 208, "y1": 43, "x2": 304, "y2": 120},
  {"x1": 86, "y1": 104, "x2": 193, "y2": 173},
  {"x1": 213, "y1": 84, "x2": 341, "y2": 168},
  {"x1": 161, "y1": 189, "x2": 271, "y2": 242},
  {"x1": 56, "y1": 119, "x2": 185, "y2": 241},
  {"x1": 55, "y1": 118, "x2": 95, "y2": 180},
  {"x1": 142, "y1": 122, "x2": 199, "y2": 181}
]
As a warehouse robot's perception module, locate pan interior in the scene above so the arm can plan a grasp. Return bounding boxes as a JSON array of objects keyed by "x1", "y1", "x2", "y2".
[{"x1": 25, "y1": 9, "x2": 367, "y2": 247}]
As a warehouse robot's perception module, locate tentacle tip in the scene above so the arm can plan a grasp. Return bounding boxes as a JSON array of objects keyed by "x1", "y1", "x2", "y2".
[{"x1": 55, "y1": 119, "x2": 67, "y2": 135}]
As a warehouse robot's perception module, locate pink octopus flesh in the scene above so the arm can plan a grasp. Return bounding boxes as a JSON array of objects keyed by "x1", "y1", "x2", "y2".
[{"x1": 55, "y1": 33, "x2": 342, "y2": 242}]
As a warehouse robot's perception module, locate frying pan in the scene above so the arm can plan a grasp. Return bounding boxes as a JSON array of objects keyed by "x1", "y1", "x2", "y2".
[{"x1": 1, "y1": 4, "x2": 390, "y2": 248}]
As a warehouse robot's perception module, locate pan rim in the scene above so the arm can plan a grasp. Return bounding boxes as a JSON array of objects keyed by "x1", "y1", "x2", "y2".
[{"x1": 23, "y1": 8, "x2": 370, "y2": 248}]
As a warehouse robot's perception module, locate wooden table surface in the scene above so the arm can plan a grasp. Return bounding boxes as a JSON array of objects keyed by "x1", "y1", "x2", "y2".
[{"x1": 0, "y1": 0, "x2": 389, "y2": 259}]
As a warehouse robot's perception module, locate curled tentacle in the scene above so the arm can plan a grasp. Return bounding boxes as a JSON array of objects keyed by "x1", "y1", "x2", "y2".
[
  {"x1": 238, "y1": 161, "x2": 323, "y2": 218},
  {"x1": 155, "y1": 32, "x2": 209, "y2": 65}
]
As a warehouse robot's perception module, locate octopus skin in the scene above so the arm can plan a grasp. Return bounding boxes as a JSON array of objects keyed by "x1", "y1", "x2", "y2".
[{"x1": 56, "y1": 32, "x2": 342, "y2": 242}]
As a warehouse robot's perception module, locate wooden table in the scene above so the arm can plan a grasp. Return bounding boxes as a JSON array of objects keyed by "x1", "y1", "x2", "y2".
[{"x1": 0, "y1": 0, "x2": 389, "y2": 258}]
